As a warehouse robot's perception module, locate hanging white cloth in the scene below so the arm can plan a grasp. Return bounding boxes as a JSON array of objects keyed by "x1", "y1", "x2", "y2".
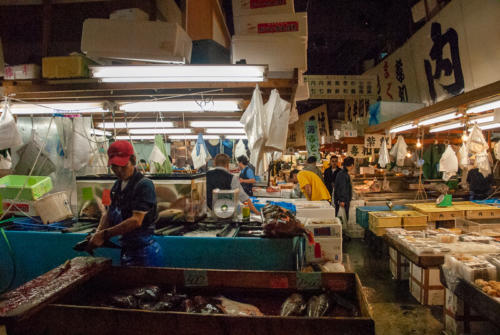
[
  {"x1": 458, "y1": 142, "x2": 469, "y2": 168},
  {"x1": 264, "y1": 89, "x2": 291, "y2": 152},
  {"x1": 191, "y1": 134, "x2": 210, "y2": 170},
  {"x1": 389, "y1": 135, "x2": 407, "y2": 167},
  {"x1": 378, "y1": 138, "x2": 390, "y2": 168},
  {"x1": 476, "y1": 150, "x2": 491, "y2": 178},
  {"x1": 0, "y1": 103, "x2": 23, "y2": 150},
  {"x1": 467, "y1": 124, "x2": 488, "y2": 153},
  {"x1": 439, "y1": 145, "x2": 458, "y2": 181},
  {"x1": 235, "y1": 139, "x2": 247, "y2": 159}
]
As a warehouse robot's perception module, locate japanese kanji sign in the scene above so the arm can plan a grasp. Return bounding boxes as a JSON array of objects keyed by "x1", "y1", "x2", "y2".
[
  {"x1": 304, "y1": 120, "x2": 320, "y2": 161},
  {"x1": 364, "y1": 134, "x2": 392, "y2": 149},
  {"x1": 347, "y1": 144, "x2": 371, "y2": 158}
]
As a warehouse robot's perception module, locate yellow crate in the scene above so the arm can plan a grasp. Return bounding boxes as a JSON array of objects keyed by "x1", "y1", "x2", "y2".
[
  {"x1": 42, "y1": 56, "x2": 92, "y2": 79},
  {"x1": 369, "y1": 211, "x2": 401, "y2": 228},
  {"x1": 369, "y1": 222, "x2": 388, "y2": 236},
  {"x1": 465, "y1": 208, "x2": 500, "y2": 219},
  {"x1": 396, "y1": 210, "x2": 428, "y2": 227}
]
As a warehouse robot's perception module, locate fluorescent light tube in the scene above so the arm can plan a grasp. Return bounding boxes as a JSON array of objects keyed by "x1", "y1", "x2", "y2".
[
  {"x1": 115, "y1": 135, "x2": 156, "y2": 140},
  {"x1": 90, "y1": 129, "x2": 111, "y2": 136},
  {"x1": 97, "y1": 121, "x2": 174, "y2": 129},
  {"x1": 169, "y1": 135, "x2": 220, "y2": 140},
  {"x1": 120, "y1": 100, "x2": 241, "y2": 112},
  {"x1": 91, "y1": 65, "x2": 267, "y2": 82},
  {"x1": 469, "y1": 115, "x2": 494, "y2": 124},
  {"x1": 466, "y1": 100, "x2": 500, "y2": 114},
  {"x1": 429, "y1": 122, "x2": 463, "y2": 133},
  {"x1": 469, "y1": 122, "x2": 500, "y2": 131},
  {"x1": 225, "y1": 135, "x2": 248, "y2": 140},
  {"x1": 190, "y1": 121, "x2": 243, "y2": 128},
  {"x1": 418, "y1": 112, "x2": 458, "y2": 126},
  {"x1": 205, "y1": 128, "x2": 246, "y2": 134},
  {"x1": 129, "y1": 128, "x2": 192, "y2": 135},
  {"x1": 389, "y1": 124, "x2": 416, "y2": 133},
  {"x1": 8, "y1": 102, "x2": 107, "y2": 115}
]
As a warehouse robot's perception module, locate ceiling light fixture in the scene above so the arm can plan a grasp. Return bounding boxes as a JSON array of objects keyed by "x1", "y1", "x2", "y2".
[
  {"x1": 468, "y1": 122, "x2": 500, "y2": 131},
  {"x1": 466, "y1": 100, "x2": 500, "y2": 114},
  {"x1": 205, "y1": 128, "x2": 246, "y2": 134},
  {"x1": 389, "y1": 123, "x2": 416, "y2": 133},
  {"x1": 225, "y1": 135, "x2": 248, "y2": 140},
  {"x1": 115, "y1": 135, "x2": 156, "y2": 141},
  {"x1": 90, "y1": 65, "x2": 267, "y2": 83},
  {"x1": 168, "y1": 135, "x2": 220, "y2": 140},
  {"x1": 129, "y1": 128, "x2": 192, "y2": 134},
  {"x1": 189, "y1": 121, "x2": 243, "y2": 128},
  {"x1": 97, "y1": 121, "x2": 174, "y2": 129},
  {"x1": 89, "y1": 129, "x2": 112, "y2": 136},
  {"x1": 429, "y1": 122, "x2": 463, "y2": 133},
  {"x1": 417, "y1": 112, "x2": 458, "y2": 126},
  {"x1": 468, "y1": 115, "x2": 494, "y2": 124},
  {"x1": 7, "y1": 102, "x2": 107, "y2": 115},
  {"x1": 120, "y1": 100, "x2": 242, "y2": 112}
]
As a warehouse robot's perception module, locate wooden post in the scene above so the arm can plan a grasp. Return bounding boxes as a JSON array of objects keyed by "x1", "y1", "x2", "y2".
[{"x1": 42, "y1": 0, "x2": 52, "y2": 57}]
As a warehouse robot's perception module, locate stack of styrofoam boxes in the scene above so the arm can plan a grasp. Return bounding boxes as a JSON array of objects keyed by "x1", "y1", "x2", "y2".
[
  {"x1": 346, "y1": 200, "x2": 366, "y2": 238},
  {"x1": 304, "y1": 218, "x2": 342, "y2": 264},
  {"x1": 409, "y1": 262, "x2": 444, "y2": 305},
  {"x1": 231, "y1": 0, "x2": 307, "y2": 74},
  {"x1": 4, "y1": 64, "x2": 41, "y2": 80},
  {"x1": 388, "y1": 247, "x2": 410, "y2": 280},
  {"x1": 444, "y1": 288, "x2": 496, "y2": 335}
]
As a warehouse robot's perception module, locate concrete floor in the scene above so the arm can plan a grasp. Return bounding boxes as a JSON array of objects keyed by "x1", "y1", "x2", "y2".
[{"x1": 345, "y1": 238, "x2": 444, "y2": 335}]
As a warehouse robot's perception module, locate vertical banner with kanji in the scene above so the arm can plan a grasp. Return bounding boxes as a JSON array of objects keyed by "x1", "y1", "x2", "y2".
[{"x1": 304, "y1": 120, "x2": 320, "y2": 161}]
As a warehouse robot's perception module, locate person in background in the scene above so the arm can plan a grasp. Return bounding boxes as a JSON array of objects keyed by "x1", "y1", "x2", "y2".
[
  {"x1": 324, "y1": 155, "x2": 341, "y2": 198},
  {"x1": 467, "y1": 167, "x2": 494, "y2": 200},
  {"x1": 334, "y1": 156, "x2": 355, "y2": 220},
  {"x1": 237, "y1": 155, "x2": 256, "y2": 196},
  {"x1": 303, "y1": 156, "x2": 324, "y2": 182},
  {"x1": 206, "y1": 153, "x2": 259, "y2": 214},
  {"x1": 289, "y1": 169, "x2": 304, "y2": 198},
  {"x1": 173, "y1": 157, "x2": 187, "y2": 170},
  {"x1": 88, "y1": 141, "x2": 163, "y2": 267},
  {"x1": 137, "y1": 159, "x2": 149, "y2": 172},
  {"x1": 290, "y1": 168, "x2": 330, "y2": 201}
]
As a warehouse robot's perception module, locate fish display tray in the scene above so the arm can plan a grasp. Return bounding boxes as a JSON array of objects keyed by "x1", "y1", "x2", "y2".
[{"x1": 4, "y1": 260, "x2": 374, "y2": 335}]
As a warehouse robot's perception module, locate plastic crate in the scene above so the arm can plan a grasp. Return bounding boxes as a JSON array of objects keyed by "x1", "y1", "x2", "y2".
[
  {"x1": 0, "y1": 175, "x2": 53, "y2": 201},
  {"x1": 42, "y1": 56, "x2": 93, "y2": 79},
  {"x1": 356, "y1": 205, "x2": 408, "y2": 229}
]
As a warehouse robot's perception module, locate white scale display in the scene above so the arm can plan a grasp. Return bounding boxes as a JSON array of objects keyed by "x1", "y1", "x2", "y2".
[{"x1": 212, "y1": 188, "x2": 239, "y2": 219}]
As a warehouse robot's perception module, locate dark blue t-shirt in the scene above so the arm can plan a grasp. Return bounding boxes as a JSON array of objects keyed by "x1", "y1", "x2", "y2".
[{"x1": 110, "y1": 170, "x2": 158, "y2": 248}]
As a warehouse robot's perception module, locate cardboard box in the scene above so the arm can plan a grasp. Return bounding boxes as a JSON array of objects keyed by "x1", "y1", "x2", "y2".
[
  {"x1": 389, "y1": 247, "x2": 410, "y2": 280},
  {"x1": 409, "y1": 262, "x2": 444, "y2": 305},
  {"x1": 110, "y1": 8, "x2": 149, "y2": 21},
  {"x1": 234, "y1": 12, "x2": 307, "y2": 36},
  {"x1": 42, "y1": 56, "x2": 92, "y2": 79},
  {"x1": 231, "y1": 34, "x2": 306, "y2": 72},
  {"x1": 81, "y1": 19, "x2": 192, "y2": 63},
  {"x1": 232, "y1": 0, "x2": 295, "y2": 17},
  {"x1": 3, "y1": 64, "x2": 40, "y2": 80}
]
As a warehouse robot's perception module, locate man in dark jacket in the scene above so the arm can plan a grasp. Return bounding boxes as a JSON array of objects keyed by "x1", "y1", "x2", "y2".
[
  {"x1": 324, "y1": 155, "x2": 341, "y2": 198},
  {"x1": 334, "y1": 156, "x2": 355, "y2": 220}
]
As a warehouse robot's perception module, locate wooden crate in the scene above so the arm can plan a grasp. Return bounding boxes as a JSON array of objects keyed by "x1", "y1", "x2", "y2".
[
  {"x1": 3, "y1": 260, "x2": 375, "y2": 335},
  {"x1": 465, "y1": 207, "x2": 500, "y2": 220},
  {"x1": 395, "y1": 210, "x2": 427, "y2": 227},
  {"x1": 368, "y1": 211, "x2": 401, "y2": 227}
]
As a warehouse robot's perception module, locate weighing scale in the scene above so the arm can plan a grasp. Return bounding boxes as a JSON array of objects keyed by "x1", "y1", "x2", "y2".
[{"x1": 212, "y1": 189, "x2": 239, "y2": 220}]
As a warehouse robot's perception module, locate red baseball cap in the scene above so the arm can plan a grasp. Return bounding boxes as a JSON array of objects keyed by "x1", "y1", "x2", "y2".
[{"x1": 108, "y1": 141, "x2": 134, "y2": 167}]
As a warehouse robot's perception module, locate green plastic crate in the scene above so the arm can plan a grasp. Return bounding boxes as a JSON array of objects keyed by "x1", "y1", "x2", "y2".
[{"x1": 0, "y1": 175, "x2": 53, "y2": 201}]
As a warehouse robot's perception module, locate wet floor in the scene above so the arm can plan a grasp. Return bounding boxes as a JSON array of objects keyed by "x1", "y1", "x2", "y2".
[{"x1": 344, "y1": 238, "x2": 444, "y2": 335}]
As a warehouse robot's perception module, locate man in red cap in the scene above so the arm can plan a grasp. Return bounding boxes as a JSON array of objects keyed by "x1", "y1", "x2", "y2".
[{"x1": 89, "y1": 140, "x2": 163, "y2": 266}]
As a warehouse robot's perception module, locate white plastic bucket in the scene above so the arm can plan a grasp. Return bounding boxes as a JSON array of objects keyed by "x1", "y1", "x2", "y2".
[{"x1": 34, "y1": 191, "x2": 73, "y2": 224}]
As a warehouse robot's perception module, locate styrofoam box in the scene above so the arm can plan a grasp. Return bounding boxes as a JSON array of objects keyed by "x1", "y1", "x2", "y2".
[
  {"x1": 305, "y1": 221, "x2": 342, "y2": 239},
  {"x1": 81, "y1": 19, "x2": 192, "y2": 63},
  {"x1": 231, "y1": 34, "x2": 307, "y2": 72},
  {"x1": 389, "y1": 247, "x2": 410, "y2": 280},
  {"x1": 234, "y1": 12, "x2": 307, "y2": 36},
  {"x1": 306, "y1": 237, "x2": 342, "y2": 263},
  {"x1": 232, "y1": 0, "x2": 295, "y2": 17},
  {"x1": 296, "y1": 207, "x2": 335, "y2": 220},
  {"x1": 110, "y1": 8, "x2": 149, "y2": 21},
  {"x1": 410, "y1": 262, "x2": 444, "y2": 305},
  {"x1": 2, "y1": 199, "x2": 37, "y2": 216},
  {"x1": 444, "y1": 288, "x2": 481, "y2": 317},
  {"x1": 3, "y1": 64, "x2": 40, "y2": 80}
]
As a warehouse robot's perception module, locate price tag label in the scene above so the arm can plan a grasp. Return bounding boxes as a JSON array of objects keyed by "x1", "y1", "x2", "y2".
[
  {"x1": 184, "y1": 270, "x2": 208, "y2": 287},
  {"x1": 296, "y1": 272, "x2": 322, "y2": 290},
  {"x1": 101, "y1": 189, "x2": 111, "y2": 206},
  {"x1": 270, "y1": 276, "x2": 289, "y2": 289}
]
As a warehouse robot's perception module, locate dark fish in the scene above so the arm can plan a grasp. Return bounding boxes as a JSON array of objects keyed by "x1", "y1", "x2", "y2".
[
  {"x1": 72, "y1": 235, "x2": 121, "y2": 256},
  {"x1": 132, "y1": 285, "x2": 161, "y2": 302},
  {"x1": 280, "y1": 293, "x2": 306, "y2": 316},
  {"x1": 306, "y1": 294, "x2": 330, "y2": 317},
  {"x1": 331, "y1": 293, "x2": 359, "y2": 317},
  {"x1": 109, "y1": 294, "x2": 138, "y2": 309}
]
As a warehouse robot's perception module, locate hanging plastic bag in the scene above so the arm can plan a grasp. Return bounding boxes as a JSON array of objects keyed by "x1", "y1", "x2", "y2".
[
  {"x1": 378, "y1": 138, "x2": 390, "y2": 168},
  {"x1": 235, "y1": 140, "x2": 247, "y2": 159},
  {"x1": 264, "y1": 89, "x2": 291, "y2": 152},
  {"x1": 439, "y1": 145, "x2": 458, "y2": 181},
  {"x1": 336, "y1": 206, "x2": 347, "y2": 228},
  {"x1": 0, "y1": 105, "x2": 23, "y2": 150},
  {"x1": 467, "y1": 124, "x2": 488, "y2": 153},
  {"x1": 476, "y1": 150, "x2": 491, "y2": 177},
  {"x1": 389, "y1": 136, "x2": 407, "y2": 167},
  {"x1": 458, "y1": 142, "x2": 469, "y2": 168},
  {"x1": 191, "y1": 134, "x2": 209, "y2": 170},
  {"x1": 0, "y1": 151, "x2": 12, "y2": 169},
  {"x1": 57, "y1": 117, "x2": 93, "y2": 171}
]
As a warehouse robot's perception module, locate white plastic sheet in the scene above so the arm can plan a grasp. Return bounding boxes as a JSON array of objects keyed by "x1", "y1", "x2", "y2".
[
  {"x1": 389, "y1": 135, "x2": 407, "y2": 167},
  {"x1": 0, "y1": 105, "x2": 23, "y2": 150},
  {"x1": 458, "y1": 142, "x2": 469, "y2": 168},
  {"x1": 58, "y1": 117, "x2": 93, "y2": 171},
  {"x1": 439, "y1": 145, "x2": 458, "y2": 181},
  {"x1": 378, "y1": 138, "x2": 390, "y2": 168},
  {"x1": 191, "y1": 134, "x2": 210, "y2": 170},
  {"x1": 467, "y1": 124, "x2": 488, "y2": 153},
  {"x1": 264, "y1": 89, "x2": 290, "y2": 152},
  {"x1": 0, "y1": 151, "x2": 12, "y2": 169},
  {"x1": 494, "y1": 141, "x2": 500, "y2": 160},
  {"x1": 235, "y1": 140, "x2": 247, "y2": 159},
  {"x1": 149, "y1": 145, "x2": 166, "y2": 173},
  {"x1": 476, "y1": 150, "x2": 491, "y2": 177}
]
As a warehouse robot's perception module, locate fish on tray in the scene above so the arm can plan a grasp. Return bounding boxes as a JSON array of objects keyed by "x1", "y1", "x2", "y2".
[
  {"x1": 280, "y1": 293, "x2": 306, "y2": 316},
  {"x1": 215, "y1": 296, "x2": 264, "y2": 316},
  {"x1": 306, "y1": 294, "x2": 330, "y2": 317}
]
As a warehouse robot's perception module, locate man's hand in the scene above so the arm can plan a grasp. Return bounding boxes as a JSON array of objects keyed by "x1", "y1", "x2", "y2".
[
  {"x1": 239, "y1": 178, "x2": 245, "y2": 183},
  {"x1": 88, "y1": 230, "x2": 107, "y2": 249},
  {"x1": 340, "y1": 202, "x2": 345, "y2": 207}
]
